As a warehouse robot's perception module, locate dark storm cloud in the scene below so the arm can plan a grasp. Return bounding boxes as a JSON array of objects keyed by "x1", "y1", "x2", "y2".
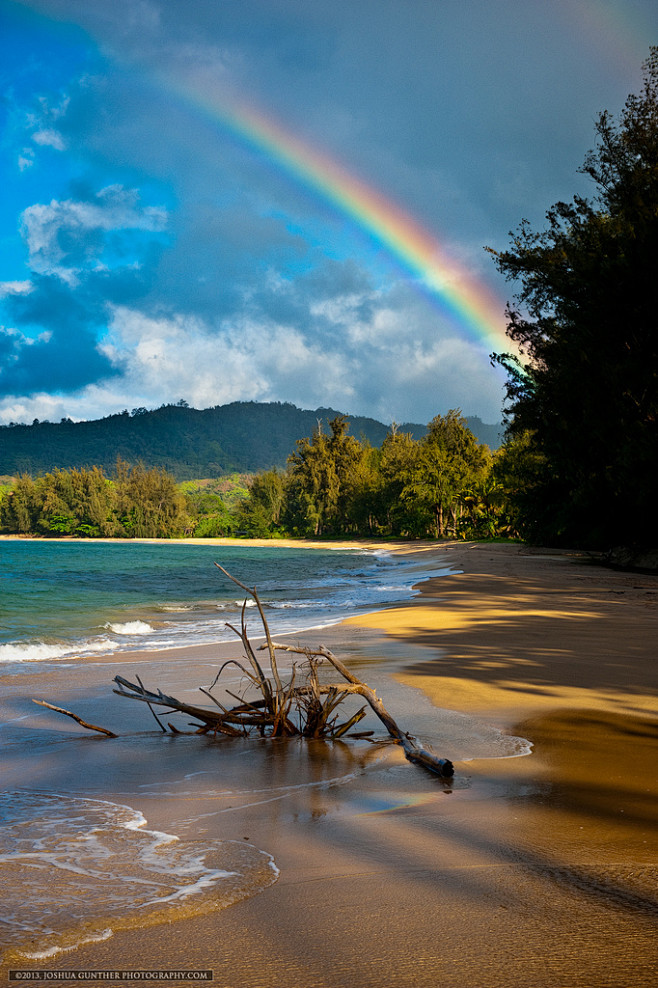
[{"x1": 0, "y1": 276, "x2": 117, "y2": 395}]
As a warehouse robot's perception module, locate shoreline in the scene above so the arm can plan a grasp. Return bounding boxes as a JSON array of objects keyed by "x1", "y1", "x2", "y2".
[
  {"x1": 0, "y1": 538, "x2": 452, "y2": 663},
  {"x1": 2, "y1": 542, "x2": 657, "y2": 986},
  {"x1": 0, "y1": 533, "x2": 448, "y2": 552}
]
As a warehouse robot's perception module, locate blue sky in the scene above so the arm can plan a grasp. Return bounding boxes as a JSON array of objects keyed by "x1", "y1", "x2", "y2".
[{"x1": 1, "y1": 0, "x2": 656, "y2": 426}]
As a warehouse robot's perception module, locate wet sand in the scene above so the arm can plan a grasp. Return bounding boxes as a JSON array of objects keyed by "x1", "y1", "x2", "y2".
[{"x1": 2, "y1": 542, "x2": 657, "y2": 987}]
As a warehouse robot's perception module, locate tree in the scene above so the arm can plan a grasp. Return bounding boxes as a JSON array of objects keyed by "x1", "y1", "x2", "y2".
[
  {"x1": 489, "y1": 49, "x2": 658, "y2": 548},
  {"x1": 0, "y1": 474, "x2": 40, "y2": 533},
  {"x1": 182, "y1": 485, "x2": 233, "y2": 537},
  {"x1": 237, "y1": 469, "x2": 287, "y2": 537},
  {"x1": 284, "y1": 416, "x2": 367, "y2": 536},
  {"x1": 377, "y1": 429, "x2": 424, "y2": 535},
  {"x1": 402, "y1": 411, "x2": 489, "y2": 537},
  {"x1": 115, "y1": 461, "x2": 188, "y2": 538},
  {"x1": 491, "y1": 431, "x2": 545, "y2": 539}
]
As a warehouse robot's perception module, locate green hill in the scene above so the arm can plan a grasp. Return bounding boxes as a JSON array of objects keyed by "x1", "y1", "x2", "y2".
[{"x1": 0, "y1": 401, "x2": 503, "y2": 480}]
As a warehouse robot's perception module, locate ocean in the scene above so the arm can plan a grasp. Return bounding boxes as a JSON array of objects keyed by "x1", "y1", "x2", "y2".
[{"x1": 0, "y1": 539, "x2": 445, "y2": 666}]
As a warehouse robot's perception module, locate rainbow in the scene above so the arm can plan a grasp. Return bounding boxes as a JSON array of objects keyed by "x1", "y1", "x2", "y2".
[{"x1": 162, "y1": 76, "x2": 510, "y2": 354}]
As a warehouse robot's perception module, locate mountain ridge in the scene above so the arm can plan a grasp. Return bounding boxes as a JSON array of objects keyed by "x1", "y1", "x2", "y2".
[{"x1": 0, "y1": 401, "x2": 504, "y2": 480}]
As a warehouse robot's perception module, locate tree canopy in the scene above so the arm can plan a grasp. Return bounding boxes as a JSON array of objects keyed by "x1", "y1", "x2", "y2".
[
  {"x1": 0, "y1": 414, "x2": 505, "y2": 542},
  {"x1": 489, "y1": 48, "x2": 658, "y2": 548}
]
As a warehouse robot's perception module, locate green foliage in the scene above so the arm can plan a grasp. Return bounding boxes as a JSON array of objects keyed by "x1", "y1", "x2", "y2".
[
  {"x1": 115, "y1": 461, "x2": 188, "y2": 538},
  {"x1": 279, "y1": 412, "x2": 499, "y2": 539},
  {"x1": 284, "y1": 416, "x2": 375, "y2": 536},
  {"x1": 0, "y1": 475, "x2": 41, "y2": 533},
  {"x1": 401, "y1": 411, "x2": 491, "y2": 537},
  {"x1": 0, "y1": 401, "x2": 501, "y2": 480},
  {"x1": 0, "y1": 418, "x2": 510, "y2": 542},
  {"x1": 183, "y1": 486, "x2": 229, "y2": 537},
  {"x1": 0, "y1": 463, "x2": 189, "y2": 539},
  {"x1": 489, "y1": 49, "x2": 658, "y2": 548},
  {"x1": 177, "y1": 474, "x2": 263, "y2": 537},
  {"x1": 376, "y1": 429, "x2": 422, "y2": 535},
  {"x1": 235, "y1": 469, "x2": 287, "y2": 537},
  {"x1": 491, "y1": 431, "x2": 546, "y2": 539}
]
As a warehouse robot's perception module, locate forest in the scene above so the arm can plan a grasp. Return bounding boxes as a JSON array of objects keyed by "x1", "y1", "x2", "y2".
[{"x1": 0, "y1": 411, "x2": 517, "y2": 541}]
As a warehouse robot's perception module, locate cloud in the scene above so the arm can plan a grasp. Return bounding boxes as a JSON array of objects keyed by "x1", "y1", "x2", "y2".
[
  {"x1": 100, "y1": 304, "x2": 356, "y2": 411},
  {"x1": 17, "y1": 92, "x2": 72, "y2": 163},
  {"x1": 12, "y1": 0, "x2": 643, "y2": 426},
  {"x1": 18, "y1": 148, "x2": 36, "y2": 170},
  {"x1": 32, "y1": 128, "x2": 67, "y2": 150},
  {"x1": 0, "y1": 281, "x2": 33, "y2": 297},
  {"x1": 89, "y1": 262, "x2": 504, "y2": 426},
  {"x1": 0, "y1": 183, "x2": 169, "y2": 400},
  {"x1": 20, "y1": 185, "x2": 168, "y2": 286}
]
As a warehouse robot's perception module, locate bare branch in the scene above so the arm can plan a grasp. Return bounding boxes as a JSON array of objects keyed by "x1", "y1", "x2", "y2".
[
  {"x1": 214, "y1": 562, "x2": 283, "y2": 695},
  {"x1": 32, "y1": 700, "x2": 118, "y2": 738},
  {"x1": 136, "y1": 673, "x2": 167, "y2": 733}
]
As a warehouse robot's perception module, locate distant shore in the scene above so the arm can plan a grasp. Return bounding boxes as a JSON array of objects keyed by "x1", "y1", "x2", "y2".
[
  {"x1": 2, "y1": 541, "x2": 657, "y2": 986},
  {"x1": 0, "y1": 533, "x2": 444, "y2": 552}
]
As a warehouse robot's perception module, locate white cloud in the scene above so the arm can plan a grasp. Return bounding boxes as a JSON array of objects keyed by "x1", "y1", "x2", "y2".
[
  {"x1": 100, "y1": 305, "x2": 355, "y2": 412},
  {"x1": 19, "y1": 186, "x2": 168, "y2": 285},
  {"x1": 0, "y1": 281, "x2": 505, "y2": 425},
  {"x1": 0, "y1": 281, "x2": 33, "y2": 297},
  {"x1": 37, "y1": 93, "x2": 70, "y2": 121},
  {"x1": 18, "y1": 147, "x2": 35, "y2": 170},
  {"x1": 32, "y1": 128, "x2": 67, "y2": 151}
]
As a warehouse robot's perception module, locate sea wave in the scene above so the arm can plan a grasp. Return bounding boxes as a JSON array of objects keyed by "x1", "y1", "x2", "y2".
[
  {"x1": 1, "y1": 545, "x2": 459, "y2": 665},
  {"x1": 0, "y1": 638, "x2": 118, "y2": 663},
  {"x1": 104, "y1": 620, "x2": 156, "y2": 635}
]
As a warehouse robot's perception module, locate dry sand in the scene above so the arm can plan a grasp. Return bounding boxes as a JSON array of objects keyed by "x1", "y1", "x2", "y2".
[{"x1": 2, "y1": 542, "x2": 657, "y2": 987}]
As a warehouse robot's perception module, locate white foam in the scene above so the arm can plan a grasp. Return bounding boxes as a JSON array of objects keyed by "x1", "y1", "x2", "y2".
[
  {"x1": 105, "y1": 620, "x2": 155, "y2": 635},
  {"x1": 0, "y1": 638, "x2": 117, "y2": 663},
  {"x1": 0, "y1": 792, "x2": 279, "y2": 960},
  {"x1": 0, "y1": 641, "x2": 71, "y2": 663},
  {"x1": 21, "y1": 928, "x2": 114, "y2": 960}
]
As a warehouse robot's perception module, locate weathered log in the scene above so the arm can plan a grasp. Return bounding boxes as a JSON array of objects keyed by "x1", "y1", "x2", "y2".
[
  {"x1": 112, "y1": 675, "x2": 230, "y2": 729},
  {"x1": 266, "y1": 642, "x2": 454, "y2": 778}
]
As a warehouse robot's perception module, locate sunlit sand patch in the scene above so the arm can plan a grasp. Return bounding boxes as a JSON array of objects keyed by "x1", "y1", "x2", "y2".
[{"x1": 347, "y1": 603, "x2": 600, "y2": 634}]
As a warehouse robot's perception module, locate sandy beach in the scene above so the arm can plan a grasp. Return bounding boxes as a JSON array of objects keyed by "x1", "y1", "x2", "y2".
[{"x1": 2, "y1": 541, "x2": 657, "y2": 987}]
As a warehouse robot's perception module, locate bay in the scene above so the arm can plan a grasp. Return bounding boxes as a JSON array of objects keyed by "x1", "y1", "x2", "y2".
[{"x1": 0, "y1": 539, "x2": 447, "y2": 665}]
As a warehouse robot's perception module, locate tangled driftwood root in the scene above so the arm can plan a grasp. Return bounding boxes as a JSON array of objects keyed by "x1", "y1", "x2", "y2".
[{"x1": 37, "y1": 563, "x2": 454, "y2": 778}]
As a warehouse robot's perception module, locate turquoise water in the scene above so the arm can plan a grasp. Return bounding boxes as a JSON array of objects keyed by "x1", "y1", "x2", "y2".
[{"x1": 0, "y1": 540, "x2": 444, "y2": 664}]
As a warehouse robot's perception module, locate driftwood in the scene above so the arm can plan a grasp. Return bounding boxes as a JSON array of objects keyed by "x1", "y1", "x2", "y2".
[
  {"x1": 111, "y1": 565, "x2": 454, "y2": 778},
  {"x1": 36, "y1": 564, "x2": 454, "y2": 778},
  {"x1": 265, "y1": 642, "x2": 454, "y2": 777}
]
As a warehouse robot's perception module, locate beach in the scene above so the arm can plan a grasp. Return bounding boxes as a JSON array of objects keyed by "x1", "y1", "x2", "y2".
[{"x1": 2, "y1": 541, "x2": 657, "y2": 987}]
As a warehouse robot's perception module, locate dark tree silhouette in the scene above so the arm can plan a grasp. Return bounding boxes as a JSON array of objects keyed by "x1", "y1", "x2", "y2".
[{"x1": 489, "y1": 49, "x2": 658, "y2": 548}]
